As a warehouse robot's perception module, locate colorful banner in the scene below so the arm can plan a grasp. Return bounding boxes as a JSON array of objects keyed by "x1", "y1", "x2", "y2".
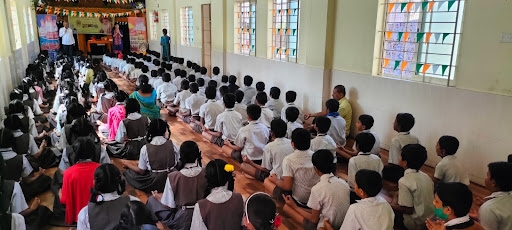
[
  {"x1": 68, "y1": 16, "x2": 115, "y2": 34},
  {"x1": 37, "y1": 14, "x2": 60, "y2": 60},
  {"x1": 128, "y1": 17, "x2": 148, "y2": 53}
]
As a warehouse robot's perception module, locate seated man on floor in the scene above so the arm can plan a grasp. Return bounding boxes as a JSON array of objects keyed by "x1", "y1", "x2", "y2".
[
  {"x1": 191, "y1": 86, "x2": 223, "y2": 134},
  {"x1": 167, "y1": 80, "x2": 191, "y2": 116},
  {"x1": 202, "y1": 93, "x2": 242, "y2": 147}
]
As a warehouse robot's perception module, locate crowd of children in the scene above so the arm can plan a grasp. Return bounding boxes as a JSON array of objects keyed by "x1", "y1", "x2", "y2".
[{"x1": 1, "y1": 48, "x2": 511, "y2": 230}]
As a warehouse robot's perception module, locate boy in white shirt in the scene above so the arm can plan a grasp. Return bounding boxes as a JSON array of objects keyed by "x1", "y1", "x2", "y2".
[
  {"x1": 151, "y1": 68, "x2": 165, "y2": 90},
  {"x1": 181, "y1": 83, "x2": 207, "y2": 124},
  {"x1": 281, "y1": 91, "x2": 304, "y2": 124},
  {"x1": 240, "y1": 75, "x2": 257, "y2": 105},
  {"x1": 256, "y1": 92, "x2": 273, "y2": 128},
  {"x1": 250, "y1": 82, "x2": 267, "y2": 104},
  {"x1": 168, "y1": 80, "x2": 191, "y2": 116},
  {"x1": 338, "y1": 114, "x2": 381, "y2": 158},
  {"x1": 156, "y1": 73, "x2": 177, "y2": 107},
  {"x1": 383, "y1": 113, "x2": 420, "y2": 183},
  {"x1": 120, "y1": 58, "x2": 135, "y2": 80},
  {"x1": 234, "y1": 90, "x2": 248, "y2": 125},
  {"x1": 199, "y1": 67, "x2": 211, "y2": 86},
  {"x1": 285, "y1": 107, "x2": 303, "y2": 139},
  {"x1": 478, "y1": 162, "x2": 512, "y2": 230},
  {"x1": 196, "y1": 78, "x2": 206, "y2": 97},
  {"x1": 129, "y1": 62, "x2": 143, "y2": 83},
  {"x1": 203, "y1": 93, "x2": 242, "y2": 147},
  {"x1": 172, "y1": 70, "x2": 187, "y2": 89},
  {"x1": 223, "y1": 104, "x2": 269, "y2": 163},
  {"x1": 310, "y1": 116, "x2": 337, "y2": 162},
  {"x1": 243, "y1": 119, "x2": 293, "y2": 182},
  {"x1": 433, "y1": 135, "x2": 470, "y2": 185},
  {"x1": 211, "y1": 66, "x2": 222, "y2": 88},
  {"x1": 390, "y1": 144, "x2": 434, "y2": 230},
  {"x1": 266, "y1": 87, "x2": 285, "y2": 119},
  {"x1": 348, "y1": 132, "x2": 384, "y2": 203},
  {"x1": 193, "y1": 86, "x2": 223, "y2": 134},
  {"x1": 283, "y1": 150, "x2": 350, "y2": 230},
  {"x1": 324, "y1": 99, "x2": 346, "y2": 148}
]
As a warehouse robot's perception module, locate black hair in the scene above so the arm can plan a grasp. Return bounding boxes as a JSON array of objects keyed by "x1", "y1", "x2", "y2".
[
  {"x1": 401, "y1": 144, "x2": 427, "y2": 170},
  {"x1": 438, "y1": 136, "x2": 459, "y2": 156},
  {"x1": 188, "y1": 74, "x2": 196, "y2": 83},
  {"x1": 200, "y1": 67, "x2": 207, "y2": 75},
  {"x1": 9, "y1": 90, "x2": 23, "y2": 101},
  {"x1": 359, "y1": 114, "x2": 374, "y2": 130},
  {"x1": 197, "y1": 77, "x2": 205, "y2": 87},
  {"x1": 243, "y1": 75, "x2": 253, "y2": 86},
  {"x1": 8, "y1": 100, "x2": 25, "y2": 116},
  {"x1": 487, "y1": 162, "x2": 512, "y2": 191},
  {"x1": 255, "y1": 82, "x2": 265, "y2": 92},
  {"x1": 228, "y1": 75, "x2": 237, "y2": 84},
  {"x1": 234, "y1": 90, "x2": 244, "y2": 103},
  {"x1": 285, "y1": 107, "x2": 300, "y2": 123},
  {"x1": 221, "y1": 75, "x2": 228, "y2": 83},
  {"x1": 395, "y1": 113, "x2": 415, "y2": 132},
  {"x1": 72, "y1": 137, "x2": 98, "y2": 165},
  {"x1": 325, "y1": 99, "x2": 339, "y2": 113},
  {"x1": 116, "y1": 90, "x2": 129, "y2": 103},
  {"x1": 181, "y1": 80, "x2": 190, "y2": 90},
  {"x1": 246, "y1": 104, "x2": 262, "y2": 121},
  {"x1": 0, "y1": 128, "x2": 14, "y2": 148},
  {"x1": 90, "y1": 164, "x2": 126, "y2": 203},
  {"x1": 205, "y1": 159, "x2": 235, "y2": 197},
  {"x1": 177, "y1": 141, "x2": 202, "y2": 170},
  {"x1": 285, "y1": 91, "x2": 296, "y2": 103},
  {"x1": 114, "y1": 201, "x2": 157, "y2": 230},
  {"x1": 223, "y1": 93, "x2": 236, "y2": 109},
  {"x1": 355, "y1": 169, "x2": 382, "y2": 197},
  {"x1": 246, "y1": 193, "x2": 276, "y2": 230},
  {"x1": 201, "y1": 86, "x2": 214, "y2": 100},
  {"x1": 65, "y1": 103, "x2": 86, "y2": 124},
  {"x1": 213, "y1": 67, "x2": 220, "y2": 75},
  {"x1": 3, "y1": 114, "x2": 22, "y2": 131},
  {"x1": 219, "y1": 86, "x2": 229, "y2": 97},
  {"x1": 291, "y1": 128, "x2": 311, "y2": 150},
  {"x1": 125, "y1": 98, "x2": 141, "y2": 114},
  {"x1": 270, "y1": 119, "x2": 287, "y2": 138},
  {"x1": 189, "y1": 82, "x2": 199, "y2": 93},
  {"x1": 151, "y1": 70, "x2": 158, "y2": 78},
  {"x1": 255, "y1": 92, "x2": 268, "y2": 105},
  {"x1": 435, "y1": 182, "x2": 473, "y2": 217},
  {"x1": 69, "y1": 117, "x2": 100, "y2": 144},
  {"x1": 312, "y1": 150, "x2": 335, "y2": 174},
  {"x1": 141, "y1": 65, "x2": 149, "y2": 73},
  {"x1": 208, "y1": 80, "x2": 217, "y2": 88},
  {"x1": 162, "y1": 29, "x2": 168, "y2": 35},
  {"x1": 334, "y1": 85, "x2": 346, "y2": 96},
  {"x1": 180, "y1": 70, "x2": 187, "y2": 78},
  {"x1": 146, "y1": 118, "x2": 170, "y2": 142},
  {"x1": 269, "y1": 87, "x2": 281, "y2": 99},
  {"x1": 315, "y1": 116, "x2": 331, "y2": 134},
  {"x1": 138, "y1": 75, "x2": 149, "y2": 85},
  {"x1": 162, "y1": 73, "x2": 171, "y2": 82},
  {"x1": 355, "y1": 132, "x2": 376, "y2": 153},
  {"x1": 104, "y1": 79, "x2": 118, "y2": 92}
]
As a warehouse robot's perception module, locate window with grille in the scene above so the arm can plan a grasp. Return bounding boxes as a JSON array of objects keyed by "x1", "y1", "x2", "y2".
[
  {"x1": 27, "y1": 7, "x2": 35, "y2": 42},
  {"x1": 235, "y1": 1, "x2": 256, "y2": 56},
  {"x1": 24, "y1": 7, "x2": 34, "y2": 42},
  {"x1": 161, "y1": 9, "x2": 170, "y2": 31},
  {"x1": 271, "y1": 0, "x2": 299, "y2": 62},
  {"x1": 9, "y1": 0, "x2": 22, "y2": 49},
  {"x1": 378, "y1": 0, "x2": 465, "y2": 85},
  {"x1": 180, "y1": 7, "x2": 194, "y2": 46},
  {"x1": 149, "y1": 16, "x2": 157, "y2": 40}
]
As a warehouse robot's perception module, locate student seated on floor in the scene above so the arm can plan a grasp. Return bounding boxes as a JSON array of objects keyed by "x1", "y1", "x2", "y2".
[
  {"x1": 156, "y1": 73, "x2": 178, "y2": 108},
  {"x1": 223, "y1": 104, "x2": 269, "y2": 163},
  {"x1": 244, "y1": 193, "x2": 280, "y2": 230},
  {"x1": 181, "y1": 83, "x2": 206, "y2": 124},
  {"x1": 211, "y1": 66, "x2": 221, "y2": 87},
  {"x1": 433, "y1": 135, "x2": 470, "y2": 185},
  {"x1": 282, "y1": 150, "x2": 350, "y2": 230},
  {"x1": 146, "y1": 141, "x2": 207, "y2": 230},
  {"x1": 426, "y1": 182, "x2": 484, "y2": 230},
  {"x1": 309, "y1": 116, "x2": 337, "y2": 162},
  {"x1": 191, "y1": 159, "x2": 244, "y2": 230},
  {"x1": 383, "y1": 113, "x2": 419, "y2": 183},
  {"x1": 250, "y1": 82, "x2": 267, "y2": 104},
  {"x1": 390, "y1": 144, "x2": 434, "y2": 230},
  {"x1": 256, "y1": 92, "x2": 274, "y2": 128},
  {"x1": 233, "y1": 90, "x2": 248, "y2": 125},
  {"x1": 265, "y1": 128, "x2": 320, "y2": 208},
  {"x1": 3, "y1": 100, "x2": 40, "y2": 138},
  {"x1": 338, "y1": 114, "x2": 381, "y2": 157},
  {"x1": 113, "y1": 201, "x2": 159, "y2": 230},
  {"x1": 217, "y1": 86, "x2": 229, "y2": 106},
  {"x1": 240, "y1": 75, "x2": 257, "y2": 105},
  {"x1": 281, "y1": 91, "x2": 304, "y2": 124},
  {"x1": 266, "y1": 87, "x2": 285, "y2": 119},
  {"x1": 188, "y1": 74, "x2": 196, "y2": 84},
  {"x1": 192, "y1": 86, "x2": 223, "y2": 134},
  {"x1": 197, "y1": 78, "x2": 206, "y2": 97},
  {"x1": 347, "y1": 132, "x2": 383, "y2": 204},
  {"x1": 123, "y1": 119, "x2": 179, "y2": 193},
  {"x1": 202, "y1": 93, "x2": 242, "y2": 147},
  {"x1": 242, "y1": 119, "x2": 293, "y2": 182},
  {"x1": 285, "y1": 107, "x2": 303, "y2": 139},
  {"x1": 168, "y1": 80, "x2": 191, "y2": 116},
  {"x1": 90, "y1": 79, "x2": 117, "y2": 124},
  {"x1": 477, "y1": 161, "x2": 512, "y2": 230}
]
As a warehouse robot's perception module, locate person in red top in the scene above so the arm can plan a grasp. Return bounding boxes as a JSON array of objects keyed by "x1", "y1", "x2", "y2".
[{"x1": 60, "y1": 137, "x2": 101, "y2": 224}]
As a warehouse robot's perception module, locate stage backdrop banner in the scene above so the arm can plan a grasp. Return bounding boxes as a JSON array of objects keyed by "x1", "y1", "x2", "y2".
[
  {"x1": 37, "y1": 14, "x2": 60, "y2": 60},
  {"x1": 68, "y1": 16, "x2": 114, "y2": 34},
  {"x1": 128, "y1": 17, "x2": 148, "y2": 53}
]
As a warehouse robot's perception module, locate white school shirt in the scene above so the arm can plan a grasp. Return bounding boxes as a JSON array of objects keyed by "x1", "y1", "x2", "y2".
[
  {"x1": 172, "y1": 77, "x2": 184, "y2": 88},
  {"x1": 261, "y1": 138, "x2": 294, "y2": 178},
  {"x1": 282, "y1": 149, "x2": 320, "y2": 204},
  {"x1": 434, "y1": 155, "x2": 470, "y2": 185},
  {"x1": 259, "y1": 106, "x2": 274, "y2": 128},
  {"x1": 234, "y1": 121, "x2": 269, "y2": 160},
  {"x1": 122, "y1": 64, "x2": 135, "y2": 75},
  {"x1": 8, "y1": 181, "x2": 29, "y2": 213},
  {"x1": 212, "y1": 75, "x2": 222, "y2": 87},
  {"x1": 199, "y1": 100, "x2": 224, "y2": 130},
  {"x1": 233, "y1": 103, "x2": 248, "y2": 124},
  {"x1": 138, "y1": 136, "x2": 180, "y2": 171},
  {"x1": 201, "y1": 75, "x2": 211, "y2": 86},
  {"x1": 240, "y1": 86, "x2": 257, "y2": 105},
  {"x1": 77, "y1": 193, "x2": 140, "y2": 230},
  {"x1": 194, "y1": 72, "x2": 202, "y2": 81},
  {"x1": 154, "y1": 77, "x2": 165, "y2": 89},
  {"x1": 340, "y1": 196, "x2": 394, "y2": 230},
  {"x1": 352, "y1": 129, "x2": 381, "y2": 156},
  {"x1": 173, "y1": 90, "x2": 192, "y2": 111},
  {"x1": 59, "y1": 145, "x2": 111, "y2": 172},
  {"x1": 310, "y1": 134, "x2": 337, "y2": 162},
  {"x1": 286, "y1": 121, "x2": 303, "y2": 139},
  {"x1": 281, "y1": 103, "x2": 304, "y2": 123},
  {"x1": 12, "y1": 130, "x2": 39, "y2": 155},
  {"x1": 22, "y1": 95, "x2": 43, "y2": 116},
  {"x1": 479, "y1": 191, "x2": 512, "y2": 230},
  {"x1": 444, "y1": 215, "x2": 471, "y2": 227},
  {"x1": 11, "y1": 213, "x2": 26, "y2": 230},
  {"x1": 0, "y1": 148, "x2": 33, "y2": 178},
  {"x1": 307, "y1": 173, "x2": 350, "y2": 230},
  {"x1": 129, "y1": 69, "x2": 143, "y2": 80},
  {"x1": 156, "y1": 82, "x2": 178, "y2": 103},
  {"x1": 388, "y1": 132, "x2": 420, "y2": 165},
  {"x1": 327, "y1": 115, "x2": 347, "y2": 147},
  {"x1": 214, "y1": 109, "x2": 242, "y2": 140},
  {"x1": 347, "y1": 152, "x2": 384, "y2": 189},
  {"x1": 161, "y1": 163, "x2": 203, "y2": 208},
  {"x1": 191, "y1": 186, "x2": 244, "y2": 230},
  {"x1": 266, "y1": 99, "x2": 285, "y2": 118},
  {"x1": 185, "y1": 94, "x2": 207, "y2": 116},
  {"x1": 398, "y1": 169, "x2": 435, "y2": 230},
  {"x1": 115, "y1": 113, "x2": 151, "y2": 143},
  {"x1": 59, "y1": 27, "x2": 75, "y2": 45},
  {"x1": 198, "y1": 87, "x2": 206, "y2": 97},
  {"x1": 91, "y1": 82, "x2": 105, "y2": 98}
]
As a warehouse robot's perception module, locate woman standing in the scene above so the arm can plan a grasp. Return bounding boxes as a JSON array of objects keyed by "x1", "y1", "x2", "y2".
[
  {"x1": 113, "y1": 24, "x2": 123, "y2": 54},
  {"x1": 160, "y1": 29, "x2": 171, "y2": 62}
]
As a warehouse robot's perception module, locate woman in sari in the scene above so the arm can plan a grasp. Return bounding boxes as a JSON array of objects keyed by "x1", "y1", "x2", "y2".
[
  {"x1": 130, "y1": 75, "x2": 161, "y2": 119},
  {"x1": 160, "y1": 29, "x2": 171, "y2": 62},
  {"x1": 112, "y1": 24, "x2": 123, "y2": 54}
]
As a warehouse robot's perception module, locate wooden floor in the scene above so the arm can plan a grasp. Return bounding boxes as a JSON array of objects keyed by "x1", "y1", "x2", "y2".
[{"x1": 40, "y1": 71, "x2": 490, "y2": 230}]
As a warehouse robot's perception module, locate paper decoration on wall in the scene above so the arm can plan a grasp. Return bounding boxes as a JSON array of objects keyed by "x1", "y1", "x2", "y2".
[
  {"x1": 417, "y1": 32, "x2": 425, "y2": 42},
  {"x1": 272, "y1": 28, "x2": 276, "y2": 34},
  {"x1": 393, "y1": 61, "x2": 400, "y2": 70},
  {"x1": 398, "y1": 32, "x2": 404, "y2": 41},
  {"x1": 271, "y1": 46, "x2": 275, "y2": 53},
  {"x1": 401, "y1": 61, "x2": 409, "y2": 71},
  {"x1": 251, "y1": 45, "x2": 255, "y2": 51},
  {"x1": 442, "y1": 33, "x2": 450, "y2": 43},
  {"x1": 383, "y1": 59, "x2": 390, "y2": 67},
  {"x1": 422, "y1": 64, "x2": 431, "y2": 74},
  {"x1": 386, "y1": 32, "x2": 392, "y2": 40},
  {"x1": 448, "y1": 0, "x2": 456, "y2": 11},
  {"x1": 434, "y1": 33, "x2": 441, "y2": 43},
  {"x1": 388, "y1": 3, "x2": 395, "y2": 14},
  {"x1": 400, "y1": 3, "x2": 407, "y2": 12},
  {"x1": 432, "y1": 64, "x2": 440, "y2": 74},
  {"x1": 382, "y1": 59, "x2": 452, "y2": 76},
  {"x1": 38, "y1": 6, "x2": 143, "y2": 17},
  {"x1": 415, "y1": 64, "x2": 423, "y2": 73},
  {"x1": 425, "y1": 32, "x2": 433, "y2": 42},
  {"x1": 441, "y1": 65, "x2": 449, "y2": 75},
  {"x1": 406, "y1": 2, "x2": 414, "y2": 12},
  {"x1": 403, "y1": 32, "x2": 410, "y2": 42},
  {"x1": 428, "y1": 1, "x2": 435, "y2": 12}
]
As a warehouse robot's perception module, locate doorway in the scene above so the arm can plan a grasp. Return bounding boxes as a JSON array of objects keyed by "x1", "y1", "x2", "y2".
[{"x1": 201, "y1": 4, "x2": 211, "y2": 72}]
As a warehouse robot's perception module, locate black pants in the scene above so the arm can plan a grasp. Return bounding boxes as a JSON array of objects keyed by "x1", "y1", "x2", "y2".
[{"x1": 62, "y1": 44, "x2": 74, "y2": 57}]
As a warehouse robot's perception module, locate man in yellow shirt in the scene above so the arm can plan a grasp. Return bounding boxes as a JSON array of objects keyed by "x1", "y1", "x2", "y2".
[{"x1": 305, "y1": 85, "x2": 352, "y2": 136}]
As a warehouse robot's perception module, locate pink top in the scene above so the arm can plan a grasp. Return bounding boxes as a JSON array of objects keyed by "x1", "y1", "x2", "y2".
[{"x1": 107, "y1": 104, "x2": 126, "y2": 140}]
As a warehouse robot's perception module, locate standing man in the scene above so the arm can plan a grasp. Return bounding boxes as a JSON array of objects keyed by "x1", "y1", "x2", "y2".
[{"x1": 59, "y1": 21, "x2": 75, "y2": 57}]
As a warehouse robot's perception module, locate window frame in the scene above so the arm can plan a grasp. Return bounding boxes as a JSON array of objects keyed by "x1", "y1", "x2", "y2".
[
  {"x1": 235, "y1": 0, "x2": 256, "y2": 56},
  {"x1": 180, "y1": 7, "x2": 194, "y2": 46},
  {"x1": 9, "y1": 0, "x2": 22, "y2": 50},
  {"x1": 270, "y1": 0, "x2": 300, "y2": 62}
]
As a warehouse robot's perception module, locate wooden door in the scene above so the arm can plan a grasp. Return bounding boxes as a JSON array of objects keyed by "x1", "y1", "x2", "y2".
[{"x1": 201, "y1": 4, "x2": 211, "y2": 72}]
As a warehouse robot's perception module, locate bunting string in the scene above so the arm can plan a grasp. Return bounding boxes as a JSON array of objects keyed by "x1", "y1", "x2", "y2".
[
  {"x1": 36, "y1": 5, "x2": 145, "y2": 17},
  {"x1": 380, "y1": 58, "x2": 451, "y2": 76}
]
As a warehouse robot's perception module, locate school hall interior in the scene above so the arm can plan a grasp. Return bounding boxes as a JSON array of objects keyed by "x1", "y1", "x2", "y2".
[{"x1": 0, "y1": 0, "x2": 511, "y2": 229}]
